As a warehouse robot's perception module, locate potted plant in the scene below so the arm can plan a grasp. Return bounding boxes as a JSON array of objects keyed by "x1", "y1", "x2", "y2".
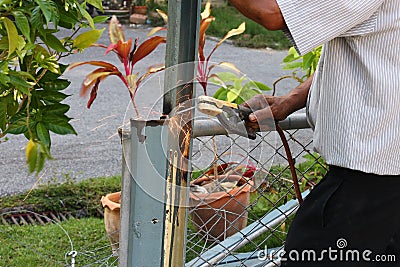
[
  {"x1": 190, "y1": 162, "x2": 256, "y2": 241},
  {"x1": 101, "y1": 191, "x2": 121, "y2": 256},
  {"x1": 68, "y1": 15, "x2": 166, "y2": 253},
  {"x1": 132, "y1": 0, "x2": 148, "y2": 15}
]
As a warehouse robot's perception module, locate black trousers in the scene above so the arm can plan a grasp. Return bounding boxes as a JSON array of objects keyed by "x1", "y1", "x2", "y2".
[{"x1": 281, "y1": 166, "x2": 400, "y2": 267}]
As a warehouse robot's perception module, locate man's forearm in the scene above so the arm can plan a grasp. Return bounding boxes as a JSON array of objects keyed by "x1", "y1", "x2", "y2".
[
  {"x1": 284, "y1": 74, "x2": 314, "y2": 114},
  {"x1": 228, "y1": 0, "x2": 286, "y2": 30}
]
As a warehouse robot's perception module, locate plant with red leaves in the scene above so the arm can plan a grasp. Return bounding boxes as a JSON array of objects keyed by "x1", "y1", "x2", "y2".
[
  {"x1": 149, "y1": 3, "x2": 245, "y2": 96},
  {"x1": 68, "y1": 16, "x2": 166, "y2": 111},
  {"x1": 196, "y1": 3, "x2": 245, "y2": 95}
]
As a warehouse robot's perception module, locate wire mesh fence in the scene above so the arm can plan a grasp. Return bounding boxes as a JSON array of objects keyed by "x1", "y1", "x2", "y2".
[
  {"x1": 0, "y1": 114, "x2": 326, "y2": 267},
  {"x1": 186, "y1": 116, "x2": 327, "y2": 266}
]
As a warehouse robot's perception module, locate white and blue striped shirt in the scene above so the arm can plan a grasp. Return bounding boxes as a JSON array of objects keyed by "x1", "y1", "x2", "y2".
[{"x1": 277, "y1": 0, "x2": 400, "y2": 175}]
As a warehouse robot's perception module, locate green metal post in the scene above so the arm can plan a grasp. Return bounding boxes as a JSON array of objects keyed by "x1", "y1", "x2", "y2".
[{"x1": 162, "y1": 0, "x2": 201, "y2": 266}]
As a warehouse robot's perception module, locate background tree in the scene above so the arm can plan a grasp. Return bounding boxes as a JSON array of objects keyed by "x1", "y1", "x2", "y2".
[{"x1": 0, "y1": 0, "x2": 106, "y2": 173}]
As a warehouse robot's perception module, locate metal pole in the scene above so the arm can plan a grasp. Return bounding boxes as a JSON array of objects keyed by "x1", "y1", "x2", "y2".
[
  {"x1": 119, "y1": 120, "x2": 168, "y2": 267},
  {"x1": 192, "y1": 113, "x2": 311, "y2": 138},
  {"x1": 162, "y1": 0, "x2": 201, "y2": 266},
  {"x1": 163, "y1": 0, "x2": 201, "y2": 115}
]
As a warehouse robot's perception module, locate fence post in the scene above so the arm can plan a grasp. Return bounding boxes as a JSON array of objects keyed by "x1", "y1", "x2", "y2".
[
  {"x1": 162, "y1": 0, "x2": 201, "y2": 266},
  {"x1": 119, "y1": 121, "x2": 168, "y2": 267}
]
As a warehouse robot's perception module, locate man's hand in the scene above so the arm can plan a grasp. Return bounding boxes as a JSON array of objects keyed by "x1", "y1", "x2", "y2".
[{"x1": 241, "y1": 75, "x2": 314, "y2": 131}]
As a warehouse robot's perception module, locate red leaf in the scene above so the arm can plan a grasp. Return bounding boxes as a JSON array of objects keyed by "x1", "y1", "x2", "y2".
[
  {"x1": 105, "y1": 43, "x2": 118, "y2": 55},
  {"x1": 130, "y1": 36, "x2": 166, "y2": 67},
  {"x1": 117, "y1": 39, "x2": 132, "y2": 61},
  {"x1": 87, "y1": 79, "x2": 101, "y2": 109},
  {"x1": 80, "y1": 68, "x2": 121, "y2": 96},
  {"x1": 108, "y1": 15, "x2": 125, "y2": 44},
  {"x1": 67, "y1": 61, "x2": 119, "y2": 72},
  {"x1": 198, "y1": 17, "x2": 214, "y2": 62}
]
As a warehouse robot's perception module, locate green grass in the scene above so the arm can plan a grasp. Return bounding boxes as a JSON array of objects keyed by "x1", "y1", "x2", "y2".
[
  {"x1": 0, "y1": 217, "x2": 117, "y2": 267},
  {"x1": 0, "y1": 155, "x2": 326, "y2": 265},
  {"x1": 0, "y1": 175, "x2": 121, "y2": 217},
  {"x1": 207, "y1": 5, "x2": 292, "y2": 50}
]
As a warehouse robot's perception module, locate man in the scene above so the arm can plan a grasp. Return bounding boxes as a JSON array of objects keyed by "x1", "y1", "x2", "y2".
[{"x1": 228, "y1": 0, "x2": 400, "y2": 266}]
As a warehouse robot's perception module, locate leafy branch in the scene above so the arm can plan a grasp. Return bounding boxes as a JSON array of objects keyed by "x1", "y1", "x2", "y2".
[{"x1": 0, "y1": 0, "x2": 106, "y2": 173}]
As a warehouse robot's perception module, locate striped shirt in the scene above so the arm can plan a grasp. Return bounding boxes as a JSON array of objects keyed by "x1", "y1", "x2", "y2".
[{"x1": 276, "y1": 0, "x2": 400, "y2": 175}]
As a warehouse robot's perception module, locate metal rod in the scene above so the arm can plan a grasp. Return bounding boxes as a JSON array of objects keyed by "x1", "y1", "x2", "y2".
[{"x1": 192, "y1": 113, "x2": 310, "y2": 138}]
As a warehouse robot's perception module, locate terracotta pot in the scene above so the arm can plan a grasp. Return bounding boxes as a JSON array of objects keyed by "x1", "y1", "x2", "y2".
[
  {"x1": 132, "y1": 5, "x2": 147, "y2": 15},
  {"x1": 189, "y1": 175, "x2": 253, "y2": 241},
  {"x1": 101, "y1": 191, "x2": 121, "y2": 256}
]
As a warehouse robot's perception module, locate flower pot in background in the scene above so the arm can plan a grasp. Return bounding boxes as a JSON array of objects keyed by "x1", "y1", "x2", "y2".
[
  {"x1": 189, "y1": 175, "x2": 254, "y2": 241},
  {"x1": 101, "y1": 191, "x2": 121, "y2": 256},
  {"x1": 132, "y1": 5, "x2": 147, "y2": 15}
]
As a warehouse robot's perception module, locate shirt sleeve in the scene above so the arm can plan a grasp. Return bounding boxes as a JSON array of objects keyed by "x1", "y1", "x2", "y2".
[{"x1": 276, "y1": 0, "x2": 384, "y2": 55}]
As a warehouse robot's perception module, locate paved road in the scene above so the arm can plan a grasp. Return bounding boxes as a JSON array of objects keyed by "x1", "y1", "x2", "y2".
[{"x1": 0, "y1": 24, "x2": 309, "y2": 197}]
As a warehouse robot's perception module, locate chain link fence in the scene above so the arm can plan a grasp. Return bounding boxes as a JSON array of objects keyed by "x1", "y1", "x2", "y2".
[{"x1": 186, "y1": 114, "x2": 327, "y2": 266}]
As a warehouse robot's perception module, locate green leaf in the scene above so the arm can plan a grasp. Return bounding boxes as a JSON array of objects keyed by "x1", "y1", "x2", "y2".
[
  {"x1": 0, "y1": 72, "x2": 10, "y2": 85},
  {"x1": 42, "y1": 113, "x2": 71, "y2": 123},
  {"x1": 282, "y1": 61, "x2": 303, "y2": 70},
  {"x1": 31, "y1": 6, "x2": 45, "y2": 37},
  {"x1": 45, "y1": 121, "x2": 76, "y2": 135},
  {"x1": 7, "y1": 118, "x2": 28, "y2": 135},
  {"x1": 77, "y1": 3, "x2": 95, "y2": 29},
  {"x1": 11, "y1": 71, "x2": 36, "y2": 82},
  {"x1": 13, "y1": 11, "x2": 31, "y2": 42},
  {"x1": 43, "y1": 103, "x2": 70, "y2": 114},
  {"x1": 42, "y1": 33, "x2": 68, "y2": 52},
  {"x1": 0, "y1": 36, "x2": 8, "y2": 50},
  {"x1": 0, "y1": 102, "x2": 7, "y2": 131},
  {"x1": 213, "y1": 87, "x2": 227, "y2": 100},
  {"x1": 93, "y1": 16, "x2": 109, "y2": 24},
  {"x1": 86, "y1": 0, "x2": 104, "y2": 12},
  {"x1": 58, "y1": 5, "x2": 79, "y2": 26},
  {"x1": 2, "y1": 17, "x2": 19, "y2": 57},
  {"x1": 35, "y1": 91, "x2": 69, "y2": 103},
  {"x1": 35, "y1": 0, "x2": 53, "y2": 25},
  {"x1": 36, "y1": 122, "x2": 51, "y2": 147},
  {"x1": 239, "y1": 88, "x2": 259, "y2": 102},
  {"x1": 243, "y1": 82, "x2": 260, "y2": 93},
  {"x1": 41, "y1": 79, "x2": 70, "y2": 91},
  {"x1": 73, "y1": 28, "x2": 104, "y2": 50},
  {"x1": 36, "y1": 152, "x2": 46, "y2": 174},
  {"x1": 234, "y1": 77, "x2": 243, "y2": 91},
  {"x1": 214, "y1": 72, "x2": 239, "y2": 83},
  {"x1": 252, "y1": 81, "x2": 272, "y2": 91},
  {"x1": 302, "y1": 52, "x2": 315, "y2": 70},
  {"x1": 227, "y1": 88, "x2": 240, "y2": 103},
  {"x1": 26, "y1": 139, "x2": 38, "y2": 173},
  {"x1": 9, "y1": 75, "x2": 32, "y2": 95}
]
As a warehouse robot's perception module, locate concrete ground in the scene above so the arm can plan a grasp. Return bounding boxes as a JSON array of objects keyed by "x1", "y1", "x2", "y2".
[{"x1": 0, "y1": 25, "x2": 311, "y2": 197}]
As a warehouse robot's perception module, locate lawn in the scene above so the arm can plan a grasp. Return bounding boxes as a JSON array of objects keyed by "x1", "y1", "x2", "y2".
[
  {"x1": 0, "y1": 217, "x2": 117, "y2": 267},
  {"x1": 0, "y1": 154, "x2": 326, "y2": 265}
]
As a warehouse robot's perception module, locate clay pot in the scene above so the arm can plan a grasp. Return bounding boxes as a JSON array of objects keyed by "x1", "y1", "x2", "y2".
[
  {"x1": 132, "y1": 5, "x2": 147, "y2": 15},
  {"x1": 189, "y1": 175, "x2": 253, "y2": 241},
  {"x1": 101, "y1": 191, "x2": 121, "y2": 256}
]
